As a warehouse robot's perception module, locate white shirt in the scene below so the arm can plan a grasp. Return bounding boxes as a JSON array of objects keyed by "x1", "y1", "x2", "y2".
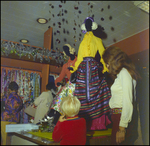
[{"x1": 109, "y1": 68, "x2": 136, "y2": 128}]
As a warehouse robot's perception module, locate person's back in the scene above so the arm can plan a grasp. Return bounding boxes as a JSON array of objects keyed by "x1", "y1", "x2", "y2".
[
  {"x1": 53, "y1": 116, "x2": 86, "y2": 145},
  {"x1": 33, "y1": 83, "x2": 54, "y2": 124},
  {"x1": 52, "y1": 95, "x2": 86, "y2": 145}
]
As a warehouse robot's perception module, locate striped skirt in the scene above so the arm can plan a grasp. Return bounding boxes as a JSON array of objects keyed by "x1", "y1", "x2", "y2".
[{"x1": 74, "y1": 57, "x2": 111, "y2": 120}]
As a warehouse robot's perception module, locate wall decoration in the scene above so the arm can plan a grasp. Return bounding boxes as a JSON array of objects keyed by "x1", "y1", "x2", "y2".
[{"x1": 1, "y1": 40, "x2": 67, "y2": 65}]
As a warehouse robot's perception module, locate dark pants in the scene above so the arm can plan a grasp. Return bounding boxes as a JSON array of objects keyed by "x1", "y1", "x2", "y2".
[
  {"x1": 111, "y1": 112, "x2": 138, "y2": 145},
  {"x1": 47, "y1": 109, "x2": 61, "y2": 125}
]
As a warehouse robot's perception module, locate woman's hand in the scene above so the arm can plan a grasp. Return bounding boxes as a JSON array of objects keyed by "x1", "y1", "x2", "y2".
[
  {"x1": 116, "y1": 127, "x2": 126, "y2": 144},
  {"x1": 59, "y1": 115, "x2": 67, "y2": 122}
]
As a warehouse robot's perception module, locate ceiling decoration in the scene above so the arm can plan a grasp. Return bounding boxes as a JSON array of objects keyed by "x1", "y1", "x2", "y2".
[{"x1": 1, "y1": 1, "x2": 149, "y2": 54}]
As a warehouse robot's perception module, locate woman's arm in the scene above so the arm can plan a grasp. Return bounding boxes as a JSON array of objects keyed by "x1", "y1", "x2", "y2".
[
  {"x1": 119, "y1": 68, "x2": 133, "y2": 128},
  {"x1": 116, "y1": 68, "x2": 134, "y2": 144}
]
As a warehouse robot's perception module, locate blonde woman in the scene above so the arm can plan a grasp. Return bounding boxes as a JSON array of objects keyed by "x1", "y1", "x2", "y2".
[
  {"x1": 102, "y1": 46, "x2": 141, "y2": 145},
  {"x1": 52, "y1": 95, "x2": 86, "y2": 145}
]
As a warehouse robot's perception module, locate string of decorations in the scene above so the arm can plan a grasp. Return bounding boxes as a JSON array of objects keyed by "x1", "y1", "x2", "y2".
[{"x1": 1, "y1": 40, "x2": 68, "y2": 65}]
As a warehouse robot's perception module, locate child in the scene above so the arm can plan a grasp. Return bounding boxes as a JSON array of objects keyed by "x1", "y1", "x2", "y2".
[{"x1": 52, "y1": 95, "x2": 86, "y2": 145}]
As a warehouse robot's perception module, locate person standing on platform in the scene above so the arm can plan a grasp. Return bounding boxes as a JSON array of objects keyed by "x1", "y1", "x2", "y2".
[
  {"x1": 102, "y1": 46, "x2": 141, "y2": 145},
  {"x1": 1, "y1": 81, "x2": 23, "y2": 145}
]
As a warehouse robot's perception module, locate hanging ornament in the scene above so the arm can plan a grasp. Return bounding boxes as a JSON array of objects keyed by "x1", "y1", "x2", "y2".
[
  {"x1": 73, "y1": 27, "x2": 76, "y2": 34},
  {"x1": 62, "y1": 18, "x2": 65, "y2": 24},
  {"x1": 101, "y1": 17, "x2": 104, "y2": 21},
  {"x1": 109, "y1": 16, "x2": 112, "y2": 20},
  {"x1": 64, "y1": 10, "x2": 67, "y2": 13},
  {"x1": 63, "y1": 28, "x2": 66, "y2": 34}
]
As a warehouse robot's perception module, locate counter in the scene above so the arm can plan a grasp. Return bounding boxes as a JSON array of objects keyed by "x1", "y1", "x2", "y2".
[
  {"x1": 8, "y1": 131, "x2": 59, "y2": 145},
  {"x1": 8, "y1": 128, "x2": 112, "y2": 145}
]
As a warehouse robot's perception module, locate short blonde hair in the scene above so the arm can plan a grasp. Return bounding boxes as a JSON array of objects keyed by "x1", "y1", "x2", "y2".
[{"x1": 60, "y1": 96, "x2": 81, "y2": 117}]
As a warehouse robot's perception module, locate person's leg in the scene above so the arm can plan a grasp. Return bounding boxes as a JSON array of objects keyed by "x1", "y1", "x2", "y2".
[{"x1": 52, "y1": 110, "x2": 61, "y2": 125}]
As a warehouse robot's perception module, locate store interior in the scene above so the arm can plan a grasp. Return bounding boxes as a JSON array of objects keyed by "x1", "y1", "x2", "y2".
[{"x1": 1, "y1": 1, "x2": 149, "y2": 145}]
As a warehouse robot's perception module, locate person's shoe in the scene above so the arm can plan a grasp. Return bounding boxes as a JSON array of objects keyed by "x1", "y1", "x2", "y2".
[{"x1": 47, "y1": 116, "x2": 53, "y2": 120}]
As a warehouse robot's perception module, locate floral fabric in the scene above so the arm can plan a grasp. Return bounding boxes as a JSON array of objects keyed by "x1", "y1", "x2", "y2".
[
  {"x1": 51, "y1": 81, "x2": 76, "y2": 113},
  {"x1": 1, "y1": 92, "x2": 23, "y2": 123}
]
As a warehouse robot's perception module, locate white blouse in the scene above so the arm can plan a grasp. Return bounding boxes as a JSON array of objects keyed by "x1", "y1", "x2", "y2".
[{"x1": 109, "y1": 68, "x2": 136, "y2": 128}]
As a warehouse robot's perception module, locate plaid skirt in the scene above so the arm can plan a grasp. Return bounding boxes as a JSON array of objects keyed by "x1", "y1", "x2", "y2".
[{"x1": 74, "y1": 57, "x2": 111, "y2": 120}]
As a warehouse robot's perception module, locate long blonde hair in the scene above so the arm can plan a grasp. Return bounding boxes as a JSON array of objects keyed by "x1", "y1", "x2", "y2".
[{"x1": 102, "y1": 46, "x2": 141, "y2": 85}]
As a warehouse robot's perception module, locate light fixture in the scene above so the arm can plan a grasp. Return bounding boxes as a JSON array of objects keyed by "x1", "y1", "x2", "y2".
[
  {"x1": 37, "y1": 18, "x2": 48, "y2": 24},
  {"x1": 133, "y1": 1, "x2": 149, "y2": 13},
  {"x1": 20, "y1": 39, "x2": 29, "y2": 43}
]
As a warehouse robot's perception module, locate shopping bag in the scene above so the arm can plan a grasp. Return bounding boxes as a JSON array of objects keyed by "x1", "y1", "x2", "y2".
[{"x1": 24, "y1": 104, "x2": 36, "y2": 117}]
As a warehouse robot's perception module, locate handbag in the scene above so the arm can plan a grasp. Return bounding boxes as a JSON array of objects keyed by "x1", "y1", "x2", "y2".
[
  {"x1": 70, "y1": 71, "x2": 77, "y2": 83},
  {"x1": 24, "y1": 104, "x2": 36, "y2": 117}
]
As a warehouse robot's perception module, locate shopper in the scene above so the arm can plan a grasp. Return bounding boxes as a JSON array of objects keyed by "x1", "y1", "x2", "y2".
[
  {"x1": 52, "y1": 95, "x2": 86, "y2": 145},
  {"x1": 102, "y1": 46, "x2": 141, "y2": 145},
  {"x1": 33, "y1": 83, "x2": 54, "y2": 124},
  {"x1": 1, "y1": 81, "x2": 23, "y2": 145}
]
